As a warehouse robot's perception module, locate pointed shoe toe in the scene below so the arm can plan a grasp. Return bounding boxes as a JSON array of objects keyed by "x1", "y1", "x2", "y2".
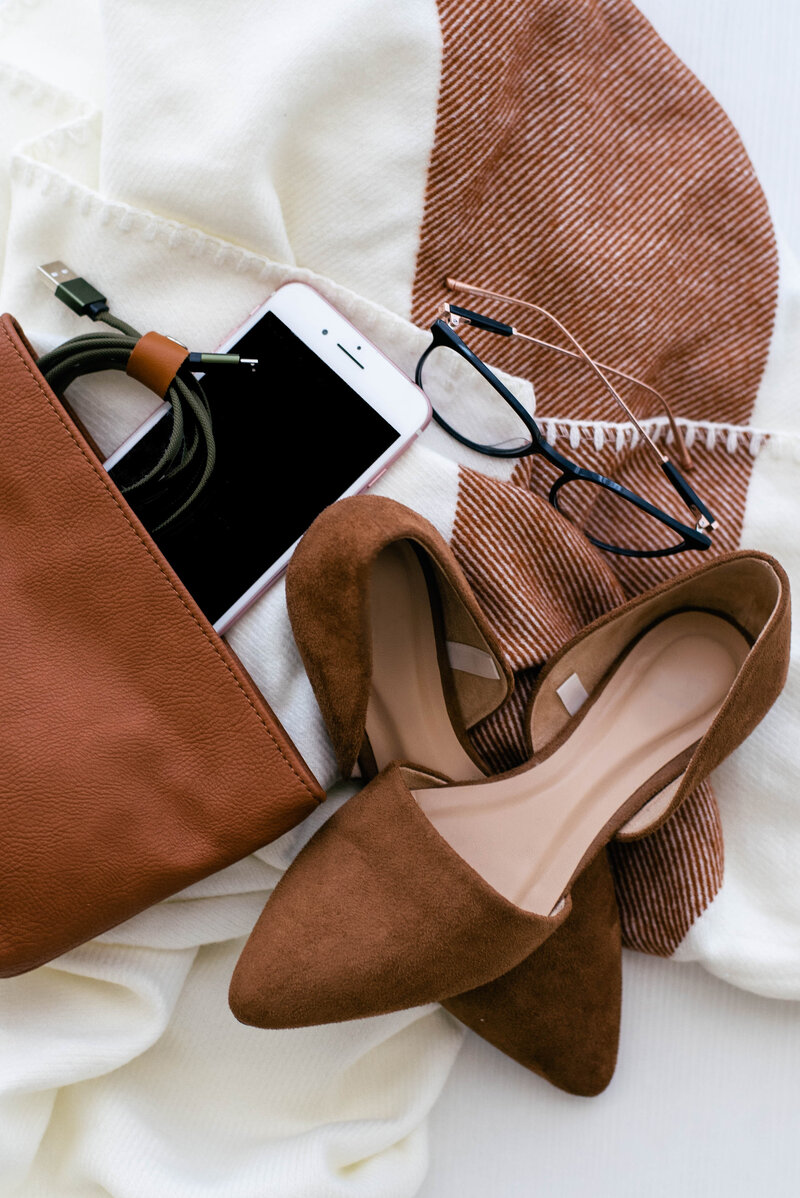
[
  {"x1": 229, "y1": 763, "x2": 568, "y2": 1029},
  {"x1": 443, "y1": 849, "x2": 621, "y2": 1096}
]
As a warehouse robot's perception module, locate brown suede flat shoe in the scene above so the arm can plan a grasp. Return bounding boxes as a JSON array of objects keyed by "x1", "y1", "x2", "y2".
[
  {"x1": 280, "y1": 494, "x2": 624, "y2": 1094},
  {"x1": 225, "y1": 496, "x2": 612, "y2": 1094},
  {"x1": 230, "y1": 511, "x2": 789, "y2": 1046},
  {"x1": 278, "y1": 494, "x2": 623, "y2": 1093}
]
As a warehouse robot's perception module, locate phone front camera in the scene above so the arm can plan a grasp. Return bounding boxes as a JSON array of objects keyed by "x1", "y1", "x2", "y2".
[{"x1": 322, "y1": 328, "x2": 328, "y2": 335}]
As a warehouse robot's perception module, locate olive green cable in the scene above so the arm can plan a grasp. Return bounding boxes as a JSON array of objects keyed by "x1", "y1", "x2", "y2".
[
  {"x1": 34, "y1": 263, "x2": 258, "y2": 533},
  {"x1": 38, "y1": 323, "x2": 215, "y2": 531}
]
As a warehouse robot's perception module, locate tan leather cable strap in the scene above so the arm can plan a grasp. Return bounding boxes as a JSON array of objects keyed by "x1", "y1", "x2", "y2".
[{"x1": 126, "y1": 331, "x2": 189, "y2": 398}]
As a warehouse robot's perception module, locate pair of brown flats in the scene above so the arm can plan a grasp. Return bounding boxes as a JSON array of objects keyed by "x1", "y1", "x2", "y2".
[{"x1": 228, "y1": 495, "x2": 790, "y2": 1095}]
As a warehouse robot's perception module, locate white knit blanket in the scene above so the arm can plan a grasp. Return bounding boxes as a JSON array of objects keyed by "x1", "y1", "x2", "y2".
[{"x1": 0, "y1": 1, "x2": 798, "y2": 1195}]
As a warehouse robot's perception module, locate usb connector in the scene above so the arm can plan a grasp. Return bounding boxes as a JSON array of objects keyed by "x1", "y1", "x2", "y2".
[
  {"x1": 36, "y1": 262, "x2": 258, "y2": 374},
  {"x1": 186, "y1": 351, "x2": 259, "y2": 372},
  {"x1": 38, "y1": 261, "x2": 109, "y2": 320}
]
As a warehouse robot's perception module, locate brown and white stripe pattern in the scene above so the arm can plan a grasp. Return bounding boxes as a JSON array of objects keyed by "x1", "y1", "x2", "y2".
[
  {"x1": 411, "y1": 0, "x2": 777, "y2": 954},
  {"x1": 608, "y1": 779, "x2": 724, "y2": 956}
]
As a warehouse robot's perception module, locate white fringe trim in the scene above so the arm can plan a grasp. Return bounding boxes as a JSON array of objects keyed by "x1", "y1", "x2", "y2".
[{"x1": 542, "y1": 416, "x2": 800, "y2": 461}]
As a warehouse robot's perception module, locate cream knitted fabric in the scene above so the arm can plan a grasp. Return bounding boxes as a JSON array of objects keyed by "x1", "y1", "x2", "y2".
[
  {"x1": 1, "y1": 1, "x2": 799, "y2": 1195},
  {"x1": 0, "y1": 2, "x2": 466, "y2": 1195}
]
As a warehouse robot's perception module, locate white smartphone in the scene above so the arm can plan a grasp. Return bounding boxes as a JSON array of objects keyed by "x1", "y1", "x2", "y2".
[{"x1": 104, "y1": 281, "x2": 431, "y2": 632}]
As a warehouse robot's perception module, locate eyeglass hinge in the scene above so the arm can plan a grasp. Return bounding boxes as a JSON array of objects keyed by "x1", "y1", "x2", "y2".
[
  {"x1": 442, "y1": 303, "x2": 515, "y2": 338},
  {"x1": 694, "y1": 511, "x2": 719, "y2": 532}
]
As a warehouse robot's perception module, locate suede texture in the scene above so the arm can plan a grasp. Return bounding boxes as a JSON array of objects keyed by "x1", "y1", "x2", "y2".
[
  {"x1": 284, "y1": 494, "x2": 513, "y2": 778},
  {"x1": 229, "y1": 763, "x2": 570, "y2": 1027},
  {"x1": 442, "y1": 850, "x2": 621, "y2": 1097},
  {"x1": 282, "y1": 494, "x2": 624, "y2": 1094}
]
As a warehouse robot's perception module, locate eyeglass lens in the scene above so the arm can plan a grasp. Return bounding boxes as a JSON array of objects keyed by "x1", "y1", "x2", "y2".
[
  {"x1": 550, "y1": 475, "x2": 691, "y2": 555},
  {"x1": 419, "y1": 341, "x2": 536, "y2": 453}
]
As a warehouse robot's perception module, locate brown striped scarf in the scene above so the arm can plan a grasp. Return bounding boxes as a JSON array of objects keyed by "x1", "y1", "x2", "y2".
[{"x1": 410, "y1": 0, "x2": 777, "y2": 954}]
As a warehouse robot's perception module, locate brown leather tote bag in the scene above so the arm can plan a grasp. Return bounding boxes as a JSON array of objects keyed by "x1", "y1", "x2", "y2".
[{"x1": 0, "y1": 315, "x2": 324, "y2": 976}]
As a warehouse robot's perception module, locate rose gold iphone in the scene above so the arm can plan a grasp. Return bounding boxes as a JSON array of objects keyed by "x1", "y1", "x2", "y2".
[{"x1": 105, "y1": 281, "x2": 431, "y2": 632}]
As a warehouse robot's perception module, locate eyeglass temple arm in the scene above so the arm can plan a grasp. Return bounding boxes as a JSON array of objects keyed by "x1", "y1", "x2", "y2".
[
  {"x1": 444, "y1": 280, "x2": 694, "y2": 473},
  {"x1": 661, "y1": 459, "x2": 718, "y2": 531}
]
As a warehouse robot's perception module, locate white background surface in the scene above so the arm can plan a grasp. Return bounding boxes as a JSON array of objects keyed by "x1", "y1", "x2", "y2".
[{"x1": 418, "y1": 3, "x2": 800, "y2": 1194}]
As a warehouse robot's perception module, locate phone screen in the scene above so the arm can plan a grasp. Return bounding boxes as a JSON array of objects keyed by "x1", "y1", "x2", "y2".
[{"x1": 108, "y1": 311, "x2": 400, "y2": 626}]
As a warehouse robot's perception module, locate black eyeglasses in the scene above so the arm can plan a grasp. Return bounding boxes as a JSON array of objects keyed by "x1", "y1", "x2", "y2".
[{"x1": 415, "y1": 280, "x2": 718, "y2": 559}]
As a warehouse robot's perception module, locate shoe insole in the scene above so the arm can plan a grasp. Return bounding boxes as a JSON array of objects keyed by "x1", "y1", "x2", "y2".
[
  {"x1": 414, "y1": 611, "x2": 749, "y2": 915},
  {"x1": 365, "y1": 542, "x2": 483, "y2": 781}
]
